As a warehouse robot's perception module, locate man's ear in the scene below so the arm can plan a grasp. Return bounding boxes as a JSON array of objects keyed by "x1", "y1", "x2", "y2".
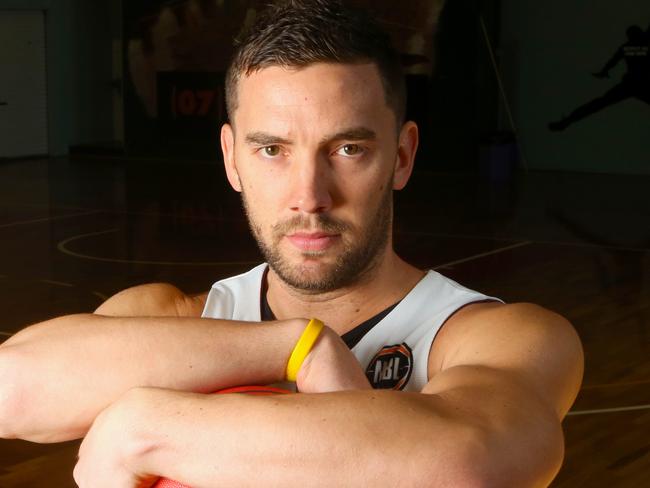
[
  {"x1": 221, "y1": 123, "x2": 242, "y2": 192},
  {"x1": 393, "y1": 121, "x2": 418, "y2": 191}
]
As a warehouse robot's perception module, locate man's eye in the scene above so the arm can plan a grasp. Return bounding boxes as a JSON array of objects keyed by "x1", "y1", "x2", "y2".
[
  {"x1": 338, "y1": 144, "x2": 363, "y2": 156},
  {"x1": 262, "y1": 145, "x2": 281, "y2": 157}
]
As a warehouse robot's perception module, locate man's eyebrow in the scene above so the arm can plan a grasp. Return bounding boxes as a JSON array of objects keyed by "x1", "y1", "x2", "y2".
[
  {"x1": 244, "y1": 132, "x2": 291, "y2": 146},
  {"x1": 323, "y1": 127, "x2": 376, "y2": 143},
  {"x1": 244, "y1": 127, "x2": 377, "y2": 146}
]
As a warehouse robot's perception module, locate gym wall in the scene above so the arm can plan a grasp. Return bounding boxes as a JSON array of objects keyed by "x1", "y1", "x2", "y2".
[
  {"x1": 122, "y1": 0, "x2": 446, "y2": 161},
  {"x1": 501, "y1": 0, "x2": 650, "y2": 175},
  {"x1": 0, "y1": 0, "x2": 114, "y2": 156}
]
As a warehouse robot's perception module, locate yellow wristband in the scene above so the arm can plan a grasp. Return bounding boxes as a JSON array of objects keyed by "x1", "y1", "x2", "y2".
[{"x1": 286, "y1": 318, "x2": 325, "y2": 382}]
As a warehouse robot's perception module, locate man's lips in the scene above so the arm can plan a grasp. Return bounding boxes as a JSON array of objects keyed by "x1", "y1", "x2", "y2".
[{"x1": 286, "y1": 232, "x2": 339, "y2": 252}]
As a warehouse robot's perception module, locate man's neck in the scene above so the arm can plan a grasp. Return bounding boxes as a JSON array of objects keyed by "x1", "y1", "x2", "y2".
[{"x1": 265, "y1": 251, "x2": 425, "y2": 336}]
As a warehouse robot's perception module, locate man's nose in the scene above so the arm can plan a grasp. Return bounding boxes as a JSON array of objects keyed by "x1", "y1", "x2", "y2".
[{"x1": 288, "y1": 157, "x2": 333, "y2": 214}]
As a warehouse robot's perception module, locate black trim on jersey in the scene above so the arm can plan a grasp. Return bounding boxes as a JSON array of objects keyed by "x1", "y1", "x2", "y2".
[
  {"x1": 340, "y1": 302, "x2": 399, "y2": 349},
  {"x1": 259, "y1": 272, "x2": 400, "y2": 349},
  {"x1": 259, "y1": 266, "x2": 275, "y2": 322},
  {"x1": 260, "y1": 282, "x2": 275, "y2": 321}
]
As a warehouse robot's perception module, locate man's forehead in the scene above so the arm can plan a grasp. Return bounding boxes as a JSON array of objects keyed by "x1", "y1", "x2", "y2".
[{"x1": 233, "y1": 62, "x2": 393, "y2": 134}]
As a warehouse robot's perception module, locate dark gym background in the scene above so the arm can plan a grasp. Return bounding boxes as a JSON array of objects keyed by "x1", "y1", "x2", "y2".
[{"x1": 0, "y1": 1, "x2": 648, "y2": 487}]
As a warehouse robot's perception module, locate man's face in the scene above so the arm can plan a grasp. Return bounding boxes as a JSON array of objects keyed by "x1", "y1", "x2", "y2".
[{"x1": 222, "y1": 63, "x2": 412, "y2": 292}]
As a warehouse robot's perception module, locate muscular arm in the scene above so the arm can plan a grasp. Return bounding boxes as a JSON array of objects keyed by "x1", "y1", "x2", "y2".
[
  {"x1": 421, "y1": 302, "x2": 584, "y2": 485},
  {"x1": 82, "y1": 388, "x2": 484, "y2": 487},
  {"x1": 75, "y1": 303, "x2": 584, "y2": 487},
  {"x1": 92, "y1": 283, "x2": 208, "y2": 318},
  {"x1": 0, "y1": 283, "x2": 303, "y2": 442},
  {"x1": 0, "y1": 316, "x2": 319, "y2": 442}
]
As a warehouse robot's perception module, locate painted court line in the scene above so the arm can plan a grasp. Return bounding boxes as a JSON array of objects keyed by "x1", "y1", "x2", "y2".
[
  {"x1": 40, "y1": 279, "x2": 74, "y2": 288},
  {"x1": 433, "y1": 241, "x2": 532, "y2": 270},
  {"x1": 0, "y1": 274, "x2": 109, "y2": 303},
  {"x1": 531, "y1": 239, "x2": 650, "y2": 254},
  {"x1": 401, "y1": 230, "x2": 649, "y2": 253},
  {"x1": 582, "y1": 379, "x2": 650, "y2": 390},
  {"x1": 57, "y1": 229, "x2": 259, "y2": 266},
  {"x1": 93, "y1": 291, "x2": 109, "y2": 301},
  {"x1": 567, "y1": 404, "x2": 650, "y2": 416},
  {"x1": 0, "y1": 210, "x2": 101, "y2": 229},
  {"x1": 0, "y1": 200, "x2": 94, "y2": 212}
]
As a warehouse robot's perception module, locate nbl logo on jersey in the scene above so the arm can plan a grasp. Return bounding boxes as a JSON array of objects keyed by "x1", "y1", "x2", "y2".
[{"x1": 365, "y1": 343, "x2": 413, "y2": 390}]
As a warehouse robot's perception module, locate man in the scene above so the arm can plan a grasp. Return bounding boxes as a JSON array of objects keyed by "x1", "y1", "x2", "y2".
[{"x1": 0, "y1": 1, "x2": 583, "y2": 486}]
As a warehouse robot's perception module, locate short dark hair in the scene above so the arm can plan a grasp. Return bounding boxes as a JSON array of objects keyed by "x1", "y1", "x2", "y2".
[{"x1": 225, "y1": 0, "x2": 406, "y2": 126}]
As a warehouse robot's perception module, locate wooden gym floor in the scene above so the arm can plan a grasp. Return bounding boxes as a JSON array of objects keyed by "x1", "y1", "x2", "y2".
[{"x1": 0, "y1": 157, "x2": 648, "y2": 486}]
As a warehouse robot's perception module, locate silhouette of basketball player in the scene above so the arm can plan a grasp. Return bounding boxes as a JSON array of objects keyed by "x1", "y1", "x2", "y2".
[{"x1": 549, "y1": 24, "x2": 650, "y2": 131}]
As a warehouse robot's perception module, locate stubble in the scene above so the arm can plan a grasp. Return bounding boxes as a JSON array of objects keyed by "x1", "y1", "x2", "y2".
[{"x1": 241, "y1": 182, "x2": 393, "y2": 293}]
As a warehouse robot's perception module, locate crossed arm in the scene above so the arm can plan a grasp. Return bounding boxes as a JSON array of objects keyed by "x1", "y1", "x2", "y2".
[{"x1": 0, "y1": 284, "x2": 583, "y2": 487}]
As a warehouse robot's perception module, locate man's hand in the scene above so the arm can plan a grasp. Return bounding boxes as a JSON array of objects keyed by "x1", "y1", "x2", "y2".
[
  {"x1": 72, "y1": 324, "x2": 369, "y2": 487},
  {"x1": 296, "y1": 325, "x2": 371, "y2": 393},
  {"x1": 73, "y1": 389, "x2": 159, "y2": 488}
]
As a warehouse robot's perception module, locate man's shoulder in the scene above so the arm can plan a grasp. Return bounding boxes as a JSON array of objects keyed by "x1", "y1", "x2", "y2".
[
  {"x1": 428, "y1": 302, "x2": 583, "y2": 415},
  {"x1": 95, "y1": 283, "x2": 207, "y2": 317},
  {"x1": 436, "y1": 302, "x2": 577, "y2": 353}
]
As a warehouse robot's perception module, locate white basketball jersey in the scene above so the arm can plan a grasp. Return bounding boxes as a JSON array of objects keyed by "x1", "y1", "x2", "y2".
[{"x1": 202, "y1": 263, "x2": 501, "y2": 392}]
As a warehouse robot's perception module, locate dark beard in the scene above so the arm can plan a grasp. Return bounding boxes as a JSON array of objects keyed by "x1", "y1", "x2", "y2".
[{"x1": 241, "y1": 182, "x2": 393, "y2": 293}]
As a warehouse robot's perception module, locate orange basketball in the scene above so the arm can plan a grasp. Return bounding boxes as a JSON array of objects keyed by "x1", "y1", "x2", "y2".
[{"x1": 151, "y1": 385, "x2": 291, "y2": 488}]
